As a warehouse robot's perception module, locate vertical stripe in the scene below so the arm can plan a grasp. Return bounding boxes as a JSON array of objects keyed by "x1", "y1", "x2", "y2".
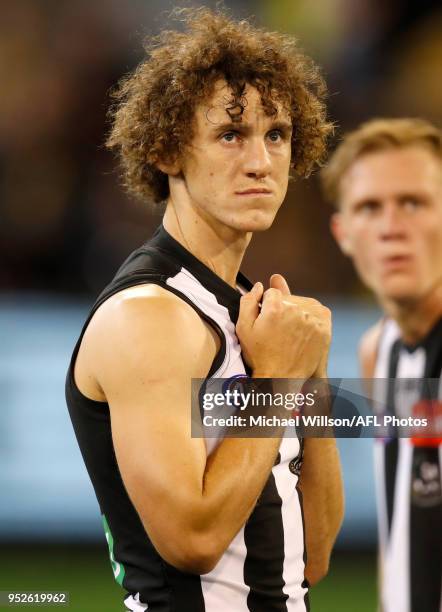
[
  {"x1": 409, "y1": 447, "x2": 442, "y2": 612},
  {"x1": 382, "y1": 438, "x2": 412, "y2": 612},
  {"x1": 384, "y1": 439, "x2": 399, "y2": 536},
  {"x1": 200, "y1": 528, "x2": 250, "y2": 612},
  {"x1": 373, "y1": 441, "x2": 388, "y2": 558},
  {"x1": 243, "y1": 456, "x2": 289, "y2": 611},
  {"x1": 163, "y1": 563, "x2": 205, "y2": 612},
  {"x1": 276, "y1": 437, "x2": 308, "y2": 612},
  {"x1": 384, "y1": 342, "x2": 401, "y2": 538}
]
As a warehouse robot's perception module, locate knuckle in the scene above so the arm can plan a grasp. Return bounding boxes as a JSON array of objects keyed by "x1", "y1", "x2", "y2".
[
  {"x1": 264, "y1": 288, "x2": 282, "y2": 301},
  {"x1": 308, "y1": 297, "x2": 321, "y2": 307},
  {"x1": 266, "y1": 304, "x2": 281, "y2": 317},
  {"x1": 320, "y1": 305, "x2": 331, "y2": 318}
]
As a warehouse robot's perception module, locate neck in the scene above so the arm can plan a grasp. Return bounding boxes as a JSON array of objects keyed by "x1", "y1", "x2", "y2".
[
  {"x1": 380, "y1": 281, "x2": 442, "y2": 345},
  {"x1": 162, "y1": 197, "x2": 251, "y2": 288}
]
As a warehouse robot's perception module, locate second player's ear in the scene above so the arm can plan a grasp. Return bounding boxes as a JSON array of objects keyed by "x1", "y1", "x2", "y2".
[{"x1": 330, "y1": 212, "x2": 353, "y2": 256}]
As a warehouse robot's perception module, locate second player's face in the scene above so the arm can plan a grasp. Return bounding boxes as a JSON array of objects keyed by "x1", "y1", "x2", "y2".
[
  {"x1": 179, "y1": 81, "x2": 293, "y2": 233},
  {"x1": 333, "y1": 146, "x2": 442, "y2": 304}
]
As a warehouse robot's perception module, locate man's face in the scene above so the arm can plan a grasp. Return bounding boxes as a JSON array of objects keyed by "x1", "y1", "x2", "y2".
[
  {"x1": 332, "y1": 146, "x2": 442, "y2": 304},
  {"x1": 177, "y1": 81, "x2": 292, "y2": 233}
]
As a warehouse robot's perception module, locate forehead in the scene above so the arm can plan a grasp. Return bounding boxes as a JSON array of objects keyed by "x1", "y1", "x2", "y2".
[
  {"x1": 340, "y1": 146, "x2": 442, "y2": 206},
  {"x1": 194, "y1": 80, "x2": 291, "y2": 130}
]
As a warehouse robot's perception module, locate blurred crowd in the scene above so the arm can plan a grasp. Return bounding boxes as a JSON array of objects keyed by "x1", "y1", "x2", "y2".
[{"x1": 1, "y1": 0, "x2": 441, "y2": 296}]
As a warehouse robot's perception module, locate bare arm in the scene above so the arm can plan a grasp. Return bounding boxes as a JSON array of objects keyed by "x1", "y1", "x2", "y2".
[
  {"x1": 359, "y1": 320, "x2": 383, "y2": 379},
  {"x1": 83, "y1": 284, "x2": 285, "y2": 574},
  {"x1": 80, "y1": 274, "x2": 330, "y2": 577},
  {"x1": 298, "y1": 437, "x2": 344, "y2": 585},
  {"x1": 82, "y1": 280, "x2": 328, "y2": 576}
]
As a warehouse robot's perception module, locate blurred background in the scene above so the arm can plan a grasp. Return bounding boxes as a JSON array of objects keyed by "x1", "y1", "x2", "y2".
[{"x1": 1, "y1": 0, "x2": 441, "y2": 610}]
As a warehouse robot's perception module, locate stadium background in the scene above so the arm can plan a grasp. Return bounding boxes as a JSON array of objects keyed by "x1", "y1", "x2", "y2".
[{"x1": 1, "y1": 0, "x2": 441, "y2": 610}]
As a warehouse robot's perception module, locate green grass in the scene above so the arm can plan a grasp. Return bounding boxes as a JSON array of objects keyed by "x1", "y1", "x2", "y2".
[
  {"x1": 1, "y1": 545, "x2": 122, "y2": 612},
  {"x1": 310, "y1": 551, "x2": 377, "y2": 612},
  {"x1": 1, "y1": 545, "x2": 377, "y2": 611}
]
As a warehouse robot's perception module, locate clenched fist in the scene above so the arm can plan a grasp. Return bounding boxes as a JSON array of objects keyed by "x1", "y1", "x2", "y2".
[{"x1": 236, "y1": 274, "x2": 331, "y2": 379}]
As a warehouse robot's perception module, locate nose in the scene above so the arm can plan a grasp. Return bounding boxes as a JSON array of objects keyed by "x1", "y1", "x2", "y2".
[
  {"x1": 379, "y1": 203, "x2": 407, "y2": 241},
  {"x1": 242, "y1": 137, "x2": 272, "y2": 178}
]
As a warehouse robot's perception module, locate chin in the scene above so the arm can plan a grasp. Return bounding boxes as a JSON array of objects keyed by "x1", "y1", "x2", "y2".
[
  {"x1": 375, "y1": 279, "x2": 421, "y2": 304},
  {"x1": 230, "y1": 210, "x2": 277, "y2": 233}
]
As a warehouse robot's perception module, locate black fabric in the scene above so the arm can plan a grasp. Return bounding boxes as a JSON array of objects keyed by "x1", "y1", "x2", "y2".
[
  {"x1": 243, "y1": 469, "x2": 288, "y2": 612},
  {"x1": 384, "y1": 340, "x2": 402, "y2": 536},
  {"x1": 409, "y1": 446, "x2": 442, "y2": 612}
]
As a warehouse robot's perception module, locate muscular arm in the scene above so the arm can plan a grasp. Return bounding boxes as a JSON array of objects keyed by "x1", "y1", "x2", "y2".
[{"x1": 85, "y1": 284, "x2": 283, "y2": 575}]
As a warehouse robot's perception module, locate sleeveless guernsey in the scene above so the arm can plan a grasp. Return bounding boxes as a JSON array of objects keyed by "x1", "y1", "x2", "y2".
[
  {"x1": 66, "y1": 225, "x2": 309, "y2": 612},
  {"x1": 373, "y1": 317, "x2": 442, "y2": 612}
]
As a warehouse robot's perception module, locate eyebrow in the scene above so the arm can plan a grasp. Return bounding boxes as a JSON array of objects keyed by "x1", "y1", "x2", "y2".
[{"x1": 211, "y1": 119, "x2": 293, "y2": 133}]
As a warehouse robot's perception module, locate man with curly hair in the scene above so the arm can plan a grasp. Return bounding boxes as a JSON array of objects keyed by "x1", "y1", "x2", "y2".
[
  {"x1": 322, "y1": 118, "x2": 442, "y2": 612},
  {"x1": 66, "y1": 8, "x2": 344, "y2": 611}
]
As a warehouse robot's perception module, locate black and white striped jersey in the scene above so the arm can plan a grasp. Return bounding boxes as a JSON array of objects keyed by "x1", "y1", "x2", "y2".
[
  {"x1": 66, "y1": 224, "x2": 308, "y2": 612},
  {"x1": 373, "y1": 317, "x2": 442, "y2": 612}
]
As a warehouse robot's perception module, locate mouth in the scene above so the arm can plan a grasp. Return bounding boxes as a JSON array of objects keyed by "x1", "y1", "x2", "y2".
[
  {"x1": 381, "y1": 254, "x2": 413, "y2": 269},
  {"x1": 235, "y1": 189, "x2": 272, "y2": 196}
]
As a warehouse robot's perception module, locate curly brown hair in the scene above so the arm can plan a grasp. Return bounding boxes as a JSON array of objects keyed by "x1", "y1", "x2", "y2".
[{"x1": 106, "y1": 7, "x2": 333, "y2": 204}]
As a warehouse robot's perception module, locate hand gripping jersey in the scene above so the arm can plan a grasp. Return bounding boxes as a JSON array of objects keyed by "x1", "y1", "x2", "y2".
[
  {"x1": 66, "y1": 225, "x2": 309, "y2": 612},
  {"x1": 372, "y1": 317, "x2": 442, "y2": 612}
]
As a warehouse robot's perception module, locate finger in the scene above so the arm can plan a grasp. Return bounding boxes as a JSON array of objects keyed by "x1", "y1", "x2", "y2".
[
  {"x1": 270, "y1": 273, "x2": 291, "y2": 296},
  {"x1": 237, "y1": 282, "x2": 263, "y2": 331},
  {"x1": 260, "y1": 287, "x2": 283, "y2": 316}
]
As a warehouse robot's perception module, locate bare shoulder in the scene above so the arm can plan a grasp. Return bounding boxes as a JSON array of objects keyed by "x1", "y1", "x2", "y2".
[
  {"x1": 358, "y1": 319, "x2": 384, "y2": 379},
  {"x1": 75, "y1": 283, "x2": 219, "y2": 400}
]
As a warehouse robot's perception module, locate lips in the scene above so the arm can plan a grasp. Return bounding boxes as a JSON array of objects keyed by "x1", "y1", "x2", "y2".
[
  {"x1": 235, "y1": 189, "x2": 272, "y2": 195},
  {"x1": 381, "y1": 254, "x2": 412, "y2": 269},
  {"x1": 383, "y1": 254, "x2": 411, "y2": 262}
]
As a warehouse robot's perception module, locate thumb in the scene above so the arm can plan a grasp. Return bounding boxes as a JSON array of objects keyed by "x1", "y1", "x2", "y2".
[
  {"x1": 270, "y1": 273, "x2": 291, "y2": 296},
  {"x1": 237, "y1": 282, "x2": 263, "y2": 330}
]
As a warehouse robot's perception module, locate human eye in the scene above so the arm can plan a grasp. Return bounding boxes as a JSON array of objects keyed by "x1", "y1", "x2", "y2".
[
  {"x1": 220, "y1": 130, "x2": 241, "y2": 144},
  {"x1": 356, "y1": 200, "x2": 380, "y2": 214},
  {"x1": 400, "y1": 195, "x2": 422, "y2": 211},
  {"x1": 267, "y1": 129, "x2": 283, "y2": 143}
]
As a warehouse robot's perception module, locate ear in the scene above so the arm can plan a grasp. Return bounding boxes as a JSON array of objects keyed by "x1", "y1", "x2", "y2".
[
  {"x1": 156, "y1": 158, "x2": 182, "y2": 176},
  {"x1": 330, "y1": 212, "x2": 353, "y2": 256}
]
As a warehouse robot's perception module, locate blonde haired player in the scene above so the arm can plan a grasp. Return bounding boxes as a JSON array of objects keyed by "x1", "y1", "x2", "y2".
[{"x1": 322, "y1": 118, "x2": 442, "y2": 612}]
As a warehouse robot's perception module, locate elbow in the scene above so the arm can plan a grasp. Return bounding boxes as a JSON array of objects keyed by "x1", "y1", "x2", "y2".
[
  {"x1": 137, "y1": 494, "x2": 224, "y2": 575},
  {"x1": 159, "y1": 531, "x2": 223, "y2": 575},
  {"x1": 180, "y1": 536, "x2": 222, "y2": 575},
  {"x1": 305, "y1": 557, "x2": 330, "y2": 586}
]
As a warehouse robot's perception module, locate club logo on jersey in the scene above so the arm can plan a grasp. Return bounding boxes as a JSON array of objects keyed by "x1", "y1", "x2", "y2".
[{"x1": 411, "y1": 450, "x2": 442, "y2": 507}]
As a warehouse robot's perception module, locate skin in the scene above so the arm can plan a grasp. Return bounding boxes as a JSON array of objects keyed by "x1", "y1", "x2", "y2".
[
  {"x1": 161, "y1": 81, "x2": 293, "y2": 287},
  {"x1": 75, "y1": 81, "x2": 344, "y2": 582},
  {"x1": 332, "y1": 145, "x2": 442, "y2": 354}
]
